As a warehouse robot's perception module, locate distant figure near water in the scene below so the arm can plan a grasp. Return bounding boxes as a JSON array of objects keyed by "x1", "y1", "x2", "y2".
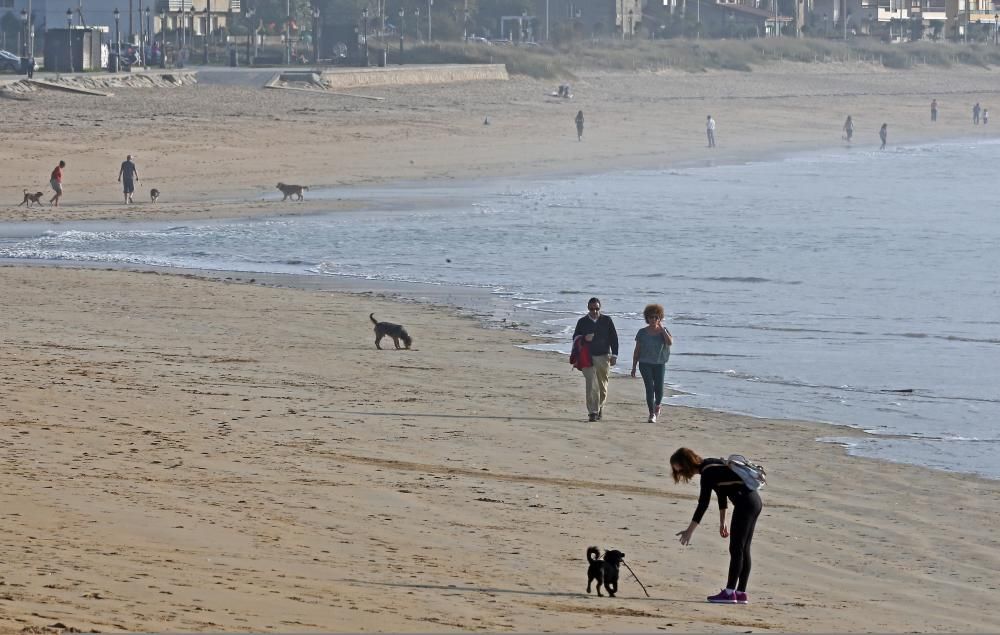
[
  {"x1": 843, "y1": 115, "x2": 854, "y2": 143},
  {"x1": 930, "y1": 99, "x2": 938, "y2": 122},
  {"x1": 706, "y1": 115, "x2": 716, "y2": 148},
  {"x1": 575, "y1": 110, "x2": 584, "y2": 141},
  {"x1": 879, "y1": 123, "x2": 888, "y2": 150},
  {"x1": 973, "y1": 102, "x2": 981, "y2": 125},
  {"x1": 984, "y1": 108, "x2": 989, "y2": 125}
]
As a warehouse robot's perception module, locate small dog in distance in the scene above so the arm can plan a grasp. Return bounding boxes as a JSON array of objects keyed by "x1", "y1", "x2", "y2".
[
  {"x1": 370, "y1": 313, "x2": 413, "y2": 350},
  {"x1": 18, "y1": 189, "x2": 45, "y2": 207},
  {"x1": 276, "y1": 182, "x2": 308, "y2": 201},
  {"x1": 150, "y1": 188, "x2": 160, "y2": 203},
  {"x1": 587, "y1": 546, "x2": 625, "y2": 597}
]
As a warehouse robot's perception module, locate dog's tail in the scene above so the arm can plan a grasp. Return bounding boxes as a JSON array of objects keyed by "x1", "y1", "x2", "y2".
[
  {"x1": 24, "y1": 189, "x2": 29, "y2": 194},
  {"x1": 369, "y1": 313, "x2": 378, "y2": 325},
  {"x1": 587, "y1": 546, "x2": 601, "y2": 563},
  {"x1": 304, "y1": 186, "x2": 310, "y2": 191}
]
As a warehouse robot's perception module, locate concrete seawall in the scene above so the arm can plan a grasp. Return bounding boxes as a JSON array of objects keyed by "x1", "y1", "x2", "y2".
[{"x1": 320, "y1": 64, "x2": 508, "y2": 89}]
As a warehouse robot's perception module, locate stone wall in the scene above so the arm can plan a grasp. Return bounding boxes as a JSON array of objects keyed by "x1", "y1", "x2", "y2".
[{"x1": 320, "y1": 64, "x2": 508, "y2": 89}]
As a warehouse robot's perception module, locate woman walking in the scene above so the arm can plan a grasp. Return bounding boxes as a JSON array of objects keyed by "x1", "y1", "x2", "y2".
[
  {"x1": 630, "y1": 303, "x2": 673, "y2": 423},
  {"x1": 575, "y1": 110, "x2": 584, "y2": 141},
  {"x1": 671, "y1": 447, "x2": 763, "y2": 605},
  {"x1": 843, "y1": 115, "x2": 854, "y2": 142}
]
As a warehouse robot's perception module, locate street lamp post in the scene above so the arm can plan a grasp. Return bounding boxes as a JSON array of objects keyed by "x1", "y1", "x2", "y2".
[
  {"x1": 19, "y1": 9, "x2": 27, "y2": 58},
  {"x1": 362, "y1": 8, "x2": 369, "y2": 66},
  {"x1": 203, "y1": 6, "x2": 209, "y2": 64},
  {"x1": 627, "y1": 8, "x2": 633, "y2": 39},
  {"x1": 145, "y1": 7, "x2": 151, "y2": 66},
  {"x1": 427, "y1": 0, "x2": 432, "y2": 41},
  {"x1": 159, "y1": 9, "x2": 166, "y2": 67},
  {"x1": 285, "y1": 0, "x2": 291, "y2": 65},
  {"x1": 312, "y1": 5, "x2": 320, "y2": 64},
  {"x1": 995, "y1": 13, "x2": 998, "y2": 44},
  {"x1": 129, "y1": 0, "x2": 134, "y2": 45},
  {"x1": 113, "y1": 8, "x2": 121, "y2": 72},
  {"x1": 398, "y1": 8, "x2": 404, "y2": 63},
  {"x1": 414, "y1": 6, "x2": 420, "y2": 40},
  {"x1": 246, "y1": 7, "x2": 256, "y2": 65},
  {"x1": 464, "y1": 9, "x2": 469, "y2": 41},
  {"x1": 66, "y1": 8, "x2": 73, "y2": 72}
]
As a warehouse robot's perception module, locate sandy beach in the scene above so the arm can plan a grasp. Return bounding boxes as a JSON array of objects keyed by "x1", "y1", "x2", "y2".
[{"x1": 2, "y1": 64, "x2": 1000, "y2": 633}]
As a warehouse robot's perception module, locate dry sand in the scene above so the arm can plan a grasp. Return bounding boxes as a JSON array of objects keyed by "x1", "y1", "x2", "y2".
[{"x1": 1, "y1": 64, "x2": 1000, "y2": 633}]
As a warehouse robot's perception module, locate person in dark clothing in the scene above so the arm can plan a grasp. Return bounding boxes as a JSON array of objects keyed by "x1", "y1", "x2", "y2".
[
  {"x1": 671, "y1": 447, "x2": 763, "y2": 605},
  {"x1": 572, "y1": 297, "x2": 618, "y2": 421},
  {"x1": 930, "y1": 99, "x2": 937, "y2": 122},
  {"x1": 879, "y1": 123, "x2": 888, "y2": 150},
  {"x1": 575, "y1": 110, "x2": 584, "y2": 141}
]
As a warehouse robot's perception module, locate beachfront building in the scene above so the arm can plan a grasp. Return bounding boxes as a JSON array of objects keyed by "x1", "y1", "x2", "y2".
[
  {"x1": 699, "y1": 0, "x2": 794, "y2": 36},
  {"x1": 946, "y1": 0, "x2": 998, "y2": 41},
  {"x1": 0, "y1": 0, "x2": 38, "y2": 55},
  {"x1": 533, "y1": 0, "x2": 642, "y2": 39}
]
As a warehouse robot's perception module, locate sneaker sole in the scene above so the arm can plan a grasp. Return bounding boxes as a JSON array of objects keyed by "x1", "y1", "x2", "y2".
[{"x1": 707, "y1": 598, "x2": 738, "y2": 604}]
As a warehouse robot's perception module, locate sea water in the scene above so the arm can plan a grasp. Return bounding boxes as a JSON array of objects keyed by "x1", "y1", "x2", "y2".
[{"x1": 3, "y1": 139, "x2": 999, "y2": 479}]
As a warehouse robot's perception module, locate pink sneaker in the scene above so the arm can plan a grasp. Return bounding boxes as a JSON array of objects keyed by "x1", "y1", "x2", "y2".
[
  {"x1": 707, "y1": 589, "x2": 737, "y2": 604},
  {"x1": 735, "y1": 591, "x2": 749, "y2": 604}
]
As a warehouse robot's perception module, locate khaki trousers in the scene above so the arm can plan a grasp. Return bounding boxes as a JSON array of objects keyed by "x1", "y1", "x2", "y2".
[{"x1": 581, "y1": 354, "x2": 611, "y2": 415}]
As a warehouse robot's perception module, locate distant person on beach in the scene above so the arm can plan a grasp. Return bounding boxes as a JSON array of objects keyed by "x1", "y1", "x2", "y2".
[
  {"x1": 706, "y1": 115, "x2": 716, "y2": 148},
  {"x1": 671, "y1": 447, "x2": 763, "y2": 605},
  {"x1": 984, "y1": 108, "x2": 989, "y2": 125},
  {"x1": 930, "y1": 99, "x2": 938, "y2": 122},
  {"x1": 575, "y1": 110, "x2": 584, "y2": 141},
  {"x1": 843, "y1": 115, "x2": 854, "y2": 142},
  {"x1": 973, "y1": 102, "x2": 981, "y2": 125},
  {"x1": 879, "y1": 123, "x2": 888, "y2": 150},
  {"x1": 573, "y1": 297, "x2": 619, "y2": 422},
  {"x1": 630, "y1": 303, "x2": 673, "y2": 423},
  {"x1": 117, "y1": 154, "x2": 140, "y2": 204},
  {"x1": 49, "y1": 160, "x2": 66, "y2": 207}
]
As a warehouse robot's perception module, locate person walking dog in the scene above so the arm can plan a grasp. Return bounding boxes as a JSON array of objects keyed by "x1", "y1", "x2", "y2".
[{"x1": 671, "y1": 447, "x2": 764, "y2": 605}]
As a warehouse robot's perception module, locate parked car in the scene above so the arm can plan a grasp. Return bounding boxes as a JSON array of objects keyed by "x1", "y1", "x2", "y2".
[
  {"x1": 107, "y1": 42, "x2": 141, "y2": 69},
  {"x1": 0, "y1": 49, "x2": 36, "y2": 73}
]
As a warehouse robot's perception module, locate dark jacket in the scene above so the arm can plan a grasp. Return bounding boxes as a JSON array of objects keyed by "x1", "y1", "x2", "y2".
[{"x1": 572, "y1": 314, "x2": 619, "y2": 357}]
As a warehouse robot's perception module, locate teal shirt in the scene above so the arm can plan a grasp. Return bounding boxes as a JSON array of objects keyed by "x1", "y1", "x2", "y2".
[{"x1": 635, "y1": 327, "x2": 671, "y2": 365}]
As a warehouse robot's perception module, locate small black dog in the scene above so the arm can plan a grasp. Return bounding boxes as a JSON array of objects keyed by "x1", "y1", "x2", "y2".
[
  {"x1": 370, "y1": 313, "x2": 413, "y2": 350},
  {"x1": 150, "y1": 188, "x2": 160, "y2": 203},
  {"x1": 587, "y1": 546, "x2": 625, "y2": 597}
]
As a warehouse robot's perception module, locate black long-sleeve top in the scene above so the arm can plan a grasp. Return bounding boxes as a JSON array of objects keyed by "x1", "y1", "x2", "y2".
[
  {"x1": 572, "y1": 314, "x2": 619, "y2": 357},
  {"x1": 691, "y1": 458, "x2": 749, "y2": 524}
]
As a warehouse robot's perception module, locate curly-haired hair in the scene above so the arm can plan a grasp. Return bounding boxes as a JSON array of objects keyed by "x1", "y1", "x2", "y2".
[
  {"x1": 643, "y1": 304, "x2": 665, "y2": 321},
  {"x1": 670, "y1": 447, "x2": 703, "y2": 483}
]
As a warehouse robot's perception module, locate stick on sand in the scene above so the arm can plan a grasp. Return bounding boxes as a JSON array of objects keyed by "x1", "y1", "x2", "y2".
[{"x1": 622, "y1": 561, "x2": 650, "y2": 597}]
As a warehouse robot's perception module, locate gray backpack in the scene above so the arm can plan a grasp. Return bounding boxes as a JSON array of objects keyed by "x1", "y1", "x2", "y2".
[{"x1": 724, "y1": 454, "x2": 767, "y2": 491}]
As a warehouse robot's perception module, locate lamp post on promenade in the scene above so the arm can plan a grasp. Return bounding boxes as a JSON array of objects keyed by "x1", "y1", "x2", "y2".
[
  {"x1": 19, "y1": 9, "x2": 27, "y2": 57},
  {"x1": 312, "y1": 4, "x2": 320, "y2": 64},
  {"x1": 284, "y1": 0, "x2": 291, "y2": 64},
  {"x1": 203, "y1": 5, "x2": 209, "y2": 64},
  {"x1": 129, "y1": 0, "x2": 134, "y2": 44},
  {"x1": 427, "y1": 0, "x2": 432, "y2": 41},
  {"x1": 159, "y1": 8, "x2": 166, "y2": 67},
  {"x1": 398, "y1": 7, "x2": 404, "y2": 64},
  {"x1": 66, "y1": 8, "x2": 73, "y2": 71},
  {"x1": 145, "y1": 7, "x2": 151, "y2": 65},
  {"x1": 362, "y1": 7, "x2": 368, "y2": 66},
  {"x1": 113, "y1": 7, "x2": 121, "y2": 71},
  {"x1": 627, "y1": 7, "x2": 633, "y2": 39},
  {"x1": 246, "y1": 6, "x2": 256, "y2": 64}
]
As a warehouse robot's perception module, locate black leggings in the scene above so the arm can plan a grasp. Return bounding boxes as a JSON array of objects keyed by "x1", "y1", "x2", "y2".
[{"x1": 727, "y1": 490, "x2": 762, "y2": 592}]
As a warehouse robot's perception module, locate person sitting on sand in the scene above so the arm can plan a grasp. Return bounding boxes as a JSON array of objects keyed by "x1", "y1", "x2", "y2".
[{"x1": 671, "y1": 447, "x2": 763, "y2": 605}]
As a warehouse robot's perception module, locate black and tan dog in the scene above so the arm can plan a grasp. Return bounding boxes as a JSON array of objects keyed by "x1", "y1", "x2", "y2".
[
  {"x1": 586, "y1": 546, "x2": 625, "y2": 597},
  {"x1": 370, "y1": 313, "x2": 413, "y2": 350},
  {"x1": 18, "y1": 189, "x2": 45, "y2": 207},
  {"x1": 276, "y1": 182, "x2": 308, "y2": 201}
]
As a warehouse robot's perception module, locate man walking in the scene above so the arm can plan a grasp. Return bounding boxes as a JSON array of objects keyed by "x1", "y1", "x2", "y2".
[
  {"x1": 49, "y1": 160, "x2": 66, "y2": 207},
  {"x1": 930, "y1": 99, "x2": 937, "y2": 122},
  {"x1": 879, "y1": 123, "x2": 888, "y2": 150},
  {"x1": 117, "y1": 154, "x2": 140, "y2": 204},
  {"x1": 706, "y1": 115, "x2": 716, "y2": 148},
  {"x1": 573, "y1": 297, "x2": 619, "y2": 422},
  {"x1": 973, "y1": 102, "x2": 981, "y2": 125}
]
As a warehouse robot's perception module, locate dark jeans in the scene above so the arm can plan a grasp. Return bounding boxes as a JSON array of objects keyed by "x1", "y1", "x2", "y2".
[
  {"x1": 727, "y1": 489, "x2": 762, "y2": 592},
  {"x1": 638, "y1": 362, "x2": 665, "y2": 415}
]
